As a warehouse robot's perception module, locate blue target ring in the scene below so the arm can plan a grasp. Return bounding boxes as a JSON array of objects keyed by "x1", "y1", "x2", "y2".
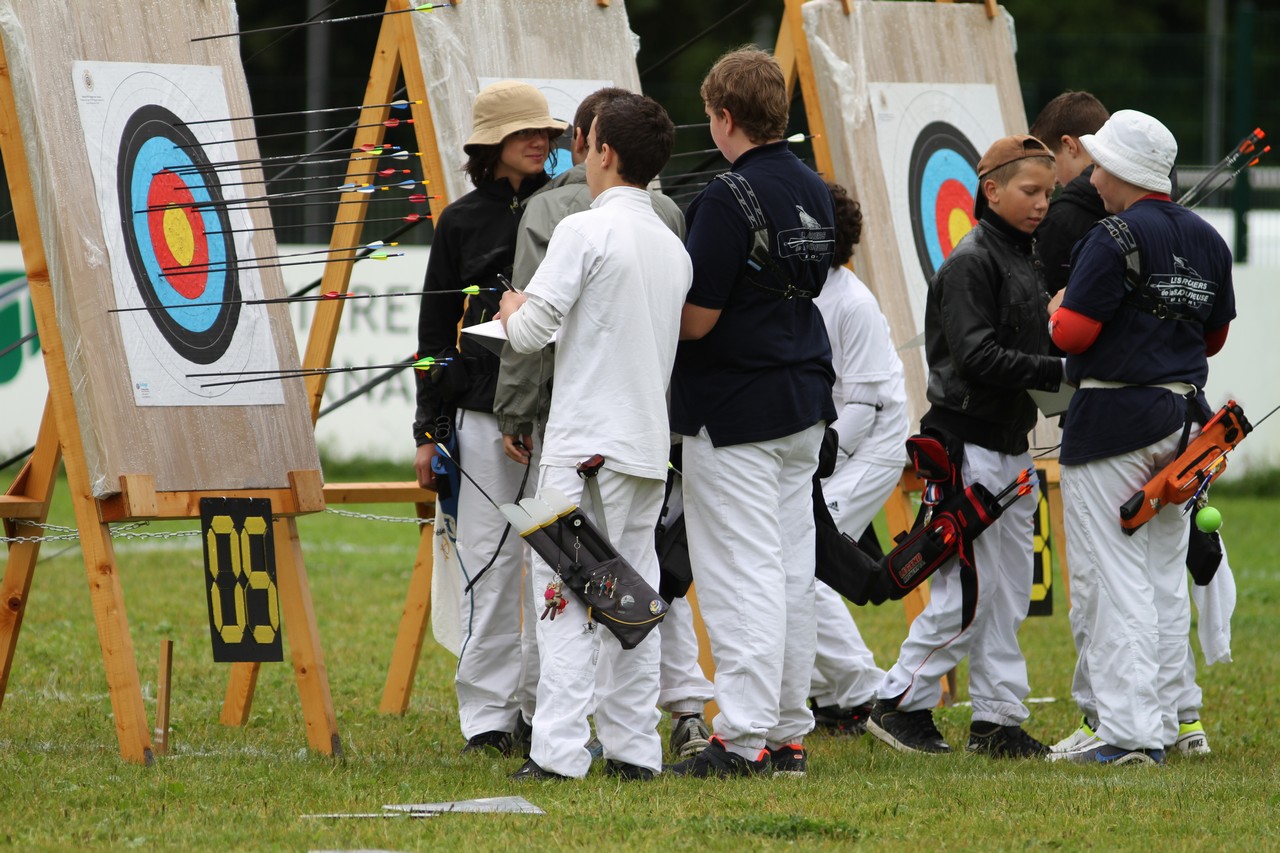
[
  {"x1": 118, "y1": 104, "x2": 240, "y2": 365},
  {"x1": 909, "y1": 121, "x2": 981, "y2": 282}
]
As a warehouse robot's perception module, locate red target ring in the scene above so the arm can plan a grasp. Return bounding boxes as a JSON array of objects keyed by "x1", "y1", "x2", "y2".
[{"x1": 146, "y1": 169, "x2": 209, "y2": 300}]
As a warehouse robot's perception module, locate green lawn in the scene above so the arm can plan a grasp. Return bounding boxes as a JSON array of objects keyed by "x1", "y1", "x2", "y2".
[{"x1": 0, "y1": 468, "x2": 1276, "y2": 851}]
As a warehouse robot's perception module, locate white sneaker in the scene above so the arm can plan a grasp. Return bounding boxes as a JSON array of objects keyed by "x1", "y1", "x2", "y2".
[
  {"x1": 1046, "y1": 718, "x2": 1104, "y2": 762},
  {"x1": 1172, "y1": 720, "x2": 1211, "y2": 756},
  {"x1": 1049, "y1": 717, "x2": 1099, "y2": 753}
]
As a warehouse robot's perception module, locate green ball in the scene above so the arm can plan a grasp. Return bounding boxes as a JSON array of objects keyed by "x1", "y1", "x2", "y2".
[{"x1": 1196, "y1": 506, "x2": 1222, "y2": 533}]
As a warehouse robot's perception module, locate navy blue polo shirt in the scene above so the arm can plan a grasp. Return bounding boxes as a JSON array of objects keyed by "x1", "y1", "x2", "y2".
[
  {"x1": 670, "y1": 142, "x2": 836, "y2": 446},
  {"x1": 1060, "y1": 198, "x2": 1235, "y2": 463}
]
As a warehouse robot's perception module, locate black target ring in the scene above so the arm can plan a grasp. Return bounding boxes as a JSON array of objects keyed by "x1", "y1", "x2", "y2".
[{"x1": 118, "y1": 104, "x2": 241, "y2": 365}]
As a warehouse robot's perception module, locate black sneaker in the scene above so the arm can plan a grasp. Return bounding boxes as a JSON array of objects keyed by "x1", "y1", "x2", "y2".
[
  {"x1": 966, "y1": 722, "x2": 1049, "y2": 758},
  {"x1": 767, "y1": 743, "x2": 806, "y2": 777},
  {"x1": 604, "y1": 759, "x2": 655, "y2": 781},
  {"x1": 810, "y1": 700, "x2": 873, "y2": 736},
  {"x1": 669, "y1": 714, "x2": 711, "y2": 758},
  {"x1": 511, "y1": 715, "x2": 533, "y2": 759},
  {"x1": 462, "y1": 729, "x2": 514, "y2": 755},
  {"x1": 510, "y1": 758, "x2": 569, "y2": 781},
  {"x1": 866, "y1": 700, "x2": 950, "y2": 754},
  {"x1": 668, "y1": 736, "x2": 769, "y2": 778}
]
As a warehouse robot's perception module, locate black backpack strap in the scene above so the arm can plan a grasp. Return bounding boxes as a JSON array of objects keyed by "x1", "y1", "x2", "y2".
[
  {"x1": 714, "y1": 172, "x2": 816, "y2": 299},
  {"x1": 1099, "y1": 216, "x2": 1198, "y2": 322}
]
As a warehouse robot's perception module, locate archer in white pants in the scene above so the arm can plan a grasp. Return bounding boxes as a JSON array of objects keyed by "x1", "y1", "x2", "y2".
[
  {"x1": 454, "y1": 409, "x2": 540, "y2": 740},
  {"x1": 528, "y1": 465, "x2": 665, "y2": 779},
  {"x1": 876, "y1": 444, "x2": 1039, "y2": 725},
  {"x1": 810, "y1": 456, "x2": 897, "y2": 711}
]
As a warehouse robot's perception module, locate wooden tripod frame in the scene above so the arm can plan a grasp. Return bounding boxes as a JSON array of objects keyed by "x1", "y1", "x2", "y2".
[{"x1": 0, "y1": 40, "x2": 340, "y2": 764}]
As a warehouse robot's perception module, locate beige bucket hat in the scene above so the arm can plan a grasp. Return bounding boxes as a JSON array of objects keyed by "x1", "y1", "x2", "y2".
[{"x1": 463, "y1": 81, "x2": 568, "y2": 154}]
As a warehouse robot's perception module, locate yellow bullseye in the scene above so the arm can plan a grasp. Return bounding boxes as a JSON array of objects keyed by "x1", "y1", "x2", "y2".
[
  {"x1": 948, "y1": 208, "x2": 974, "y2": 250},
  {"x1": 163, "y1": 206, "x2": 196, "y2": 267}
]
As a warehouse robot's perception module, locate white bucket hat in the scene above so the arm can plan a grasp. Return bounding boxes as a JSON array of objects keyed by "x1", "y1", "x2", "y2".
[
  {"x1": 1079, "y1": 109, "x2": 1177, "y2": 194},
  {"x1": 464, "y1": 81, "x2": 567, "y2": 154}
]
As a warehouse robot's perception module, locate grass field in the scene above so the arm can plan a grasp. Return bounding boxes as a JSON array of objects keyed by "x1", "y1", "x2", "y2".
[{"x1": 1, "y1": 465, "x2": 1277, "y2": 851}]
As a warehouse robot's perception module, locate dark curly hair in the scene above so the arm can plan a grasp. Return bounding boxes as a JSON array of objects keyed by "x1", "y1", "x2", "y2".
[{"x1": 827, "y1": 182, "x2": 862, "y2": 268}]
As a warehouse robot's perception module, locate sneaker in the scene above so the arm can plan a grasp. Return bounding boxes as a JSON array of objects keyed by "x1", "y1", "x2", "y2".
[
  {"x1": 1171, "y1": 720, "x2": 1211, "y2": 756},
  {"x1": 966, "y1": 722, "x2": 1049, "y2": 758},
  {"x1": 512, "y1": 715, "x2": 533, "y2": 759},
  {"x1": 866, "y1": 700, "x2": 950, "y2": 754},
  {"x1": 604, "y1": 759, "x2": 654, "y2": 781},
  {"x1": 767, "y1": 743, "x2": 806, "y2": 777},
  {"x1": 585, "y1": 736, "x2": 604, "y2": 761},
  {"x1": 669, "y1": 714, "x2": 711, "y2": 758},
  {"x1": 510, "y1": 758, "x2": 569, "y2": 781},
  {"x1": 810, "y1": 700, "x2": 873, "y2": 736},
  {"x1": 1049, "y1": 712, "x2": 1100, "y2": 753},
  {"x1": 668, "y1": 736, "x2": 769, "y2": 778},
  {"x1": 462, "y1": 729, "x2": 514, "y2": 756},
  {"x1": 1061, "y1": 742, "x2": 1166, "y2": 766}
]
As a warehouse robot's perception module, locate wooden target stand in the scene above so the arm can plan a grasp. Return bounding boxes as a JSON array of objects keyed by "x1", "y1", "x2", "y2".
[{"x1": 0, "y1": 43, "x2": 340, "y2": 764}]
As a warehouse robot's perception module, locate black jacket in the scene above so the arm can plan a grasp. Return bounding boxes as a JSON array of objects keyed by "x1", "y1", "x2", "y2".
[
  {"x1": 921, "y1": 211, "x2": 1063, "y2": 455},
  {"x1": 412, "y1": 173, "x2": 549, "y2": 445},
  {"x1": 1037, "y1": 165, "x2": 1106, "y2": 296}
]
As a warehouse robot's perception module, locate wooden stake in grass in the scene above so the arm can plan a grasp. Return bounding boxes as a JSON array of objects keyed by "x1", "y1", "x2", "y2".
[{"x1": 155, "y1": 639, "x2": 174, "y2": 756}]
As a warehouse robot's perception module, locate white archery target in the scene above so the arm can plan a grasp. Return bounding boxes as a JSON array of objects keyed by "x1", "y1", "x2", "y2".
[
  {"x1": 75, "y1": 61, "x2": 281, "y2": 407},
  {"x1": 871, "y1": 83, "x2": 1005, "y2": 331}
]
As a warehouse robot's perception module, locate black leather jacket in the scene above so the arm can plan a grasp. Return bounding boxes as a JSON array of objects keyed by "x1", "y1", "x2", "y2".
[{"x1": 920, "y1": 211, "x2": 1064, "y2": 455}]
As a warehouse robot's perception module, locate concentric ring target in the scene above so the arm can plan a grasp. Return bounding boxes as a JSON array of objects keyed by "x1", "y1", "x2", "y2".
[
  {"x1": 908, "y1": 121, "x2": 981, "y2": 282},
  {"x1": 118, "y1": 104, "x2": 240, "y2": 365}
]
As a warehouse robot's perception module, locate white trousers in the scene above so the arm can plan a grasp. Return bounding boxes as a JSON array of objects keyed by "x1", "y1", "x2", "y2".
[
  {"x1": 684, "y1": 422, "x2": 824, "y2": 752},
  {"x1": 529, "y1": 465, "x2": 664, "y2": 778},
  {"x1": 658, "y1": 595, "x2": 714, "y2": 714},
  {"x1": 654, "y1": 475, "x2": 714, "y2": 714},
  {"x1": 1061, "y1": 429, "x2": 1190, "y2": 750},
  {"x1": 1068, "y1": 546, "x2": 1235, "y2": 726},
  {"x1": 809, "y1": 456, "x2": 897, "y2": 708},
  {"x1": 876, "y1": 444, "x2": 1037, "y2": 725},
  {"x1": 453, "y1": 409, "x2": 539, "y2": 738}
]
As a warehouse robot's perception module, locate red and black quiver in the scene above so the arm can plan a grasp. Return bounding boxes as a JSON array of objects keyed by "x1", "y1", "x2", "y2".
[{"x1": 815, "y1": 430, "x2": 1031, "y2": 624}]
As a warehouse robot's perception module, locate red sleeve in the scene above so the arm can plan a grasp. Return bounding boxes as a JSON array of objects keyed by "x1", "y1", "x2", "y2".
[
  {"x1": 1050, "y1": 306, "x2": 1103, "y2": 354},
  {"x1": 1205, "y1": 323, "x2": 1229, "y2": 356}
]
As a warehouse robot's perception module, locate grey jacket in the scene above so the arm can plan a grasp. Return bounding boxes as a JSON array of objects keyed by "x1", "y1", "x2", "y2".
[{"x1": 493, "y1": 163, "x2": 685, "y2": 435}]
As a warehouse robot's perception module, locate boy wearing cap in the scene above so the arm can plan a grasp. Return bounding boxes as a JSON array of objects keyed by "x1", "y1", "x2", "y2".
[
  {"x1": 1032, "y1": 95, "x2": 1231, "y2": 761},
  {"x1": 667, "y1": 47, "x2": 836, "y2": 778},
  {"x1": 413, "y1": 80, "x2": 567, "y2": 756},
  {"x1": 1049, "y1": 110, "x2": 1234, "y2": 766},
  {"x1": 499, "y1": 93, "x2": 691, "y2": 781},
  {"x1": 866, "y1": 135, "x2": 1064, "y2": 758}
]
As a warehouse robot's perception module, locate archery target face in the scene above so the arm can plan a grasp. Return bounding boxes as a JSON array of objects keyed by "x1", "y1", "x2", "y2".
[
  {"x1": 870, "y1": 83, "x2": 1005, "y2": 333},
  {"x1": 75, "y1": 61, "x2": 281, "y2": 407}
]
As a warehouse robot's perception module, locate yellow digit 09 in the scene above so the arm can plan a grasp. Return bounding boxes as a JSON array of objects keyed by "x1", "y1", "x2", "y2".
[
  {"x1": 241, "y1": 516, "x2": 280, "y2": 644},
  {"x1": 207, "y1": 514, "x2": 247, "y2": 644}
]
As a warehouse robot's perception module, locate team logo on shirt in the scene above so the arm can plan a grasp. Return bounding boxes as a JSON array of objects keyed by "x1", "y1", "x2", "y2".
[
  {"x1": 778, "y1": 205, "x2": 835, "y2": 262},
  {"x1": 1147, "y1": 253, "x2": 1217, "y2": 319}
]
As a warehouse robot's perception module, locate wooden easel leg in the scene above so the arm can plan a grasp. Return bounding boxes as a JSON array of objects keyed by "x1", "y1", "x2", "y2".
[
  {"x1": 380, "y1": 504, "x2": 434, "y2": 715},
  {"x1": 272, "y1": 516, "x2": 341, "y2": 756},
  {"x1": 0, "y1": 396, "x2": 60, "y2": 709},
  {"x1": 219, "y1": 662, "x2": 259, "y2": 726},
  {"x1": 78, "y1": 514, "x2": 153, "y2": 765}
]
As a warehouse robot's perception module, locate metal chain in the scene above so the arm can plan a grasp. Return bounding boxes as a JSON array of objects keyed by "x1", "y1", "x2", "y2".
[
  {"x1": 2, "y1": 509, "x2": 431, "y2": 544},
  {"x1": 324, "y1": 507, "x2": 433, "y2": 526}
]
